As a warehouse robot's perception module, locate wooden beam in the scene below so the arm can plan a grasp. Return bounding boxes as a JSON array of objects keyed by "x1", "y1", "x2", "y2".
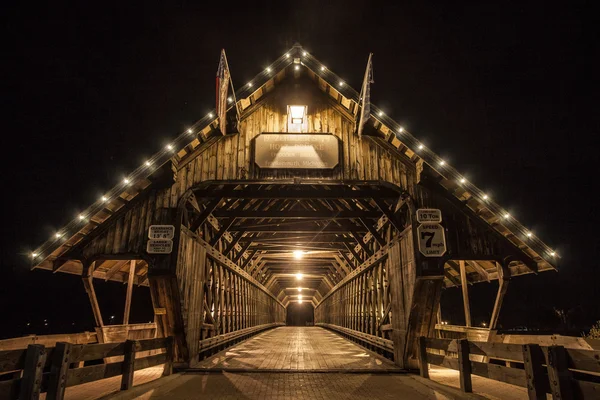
[
  {"x1": 210, "y1": 218, "x2": 235, "y2": 246},
  {"x1": 359, "y1": 218, "x2": 386, "y2": 246},
  {"x1": 104, "y1": 259, "x2": 130, "y2": 281},
  {"x1": 212, "y1": 210, "x2": 382, "y2": 219},
  {"x1": 82, "y1": 262, "x2": 104, "y2": 327},
  {"x1": 489, "y1": 263, "x2": 511, "y2": 330},
  {"x1": 224, "y1": 231, "x2": 245, "y2": 255},
  {"x1": 232, "y1": 241, "x2": 252, "y2": 263},
  {"x1": 123, "y1": 260, "x2": 136, "y2": 325},
  {"x1": 189, "y1": 197, "x2": 221, "y2": 232},
  {"x1": 349, "y1": 231, "x2": 373, "y2": 256},
  {"x1": 459, "y1": 260, "x2": 472, "y2": 327},
  {"x1": 344, "y1": 242, "x2": 364, "y2": 264},
  {"x1": 467, "y1": 260, "x2": 490, "y2": 282}
]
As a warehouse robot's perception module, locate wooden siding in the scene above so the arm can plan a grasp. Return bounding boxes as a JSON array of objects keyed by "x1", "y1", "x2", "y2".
[
  {"x1": 79, "y1": 78, "x2": 416, "y2": 261},
  {"x1": 176, "y1": 229, "x2": 207, "y2": 362}
]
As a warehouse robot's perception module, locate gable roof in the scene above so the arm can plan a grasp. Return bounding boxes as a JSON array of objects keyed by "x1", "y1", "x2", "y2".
[{"x1": 30, "y1": 44, "x2": 559, "y2": 274}]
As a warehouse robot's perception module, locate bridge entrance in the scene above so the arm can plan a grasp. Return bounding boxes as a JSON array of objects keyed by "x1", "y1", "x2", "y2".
[{"x1": 25, "y1": 45, "x2": 557, "y2": 385}]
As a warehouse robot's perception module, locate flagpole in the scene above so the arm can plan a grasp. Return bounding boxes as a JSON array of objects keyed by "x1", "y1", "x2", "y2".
[
  {"x1": 356, "y1": 53, "x2": 374, "y2": 140},
  {"x1": 223, "y1": 52, "x2": 241, "y2": 127}
]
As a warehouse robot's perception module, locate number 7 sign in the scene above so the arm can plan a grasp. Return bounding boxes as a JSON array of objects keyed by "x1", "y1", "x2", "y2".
[{"x1": 417, "y1": 223, "x2": 447, "y2": 257}]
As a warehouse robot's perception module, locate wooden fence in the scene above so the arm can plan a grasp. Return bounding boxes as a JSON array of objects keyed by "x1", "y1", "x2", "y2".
[
  {"x1": 418, "y1": 336, "x2": 600, "y2": 399},
  {"x1": 0, "y1": 336, "x2": 173, "y2": 400}
]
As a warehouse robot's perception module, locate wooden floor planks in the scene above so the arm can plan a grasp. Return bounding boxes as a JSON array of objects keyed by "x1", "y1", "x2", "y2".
[{"x1": 194, "y1": 326, "x2": 399, "y2": 371}]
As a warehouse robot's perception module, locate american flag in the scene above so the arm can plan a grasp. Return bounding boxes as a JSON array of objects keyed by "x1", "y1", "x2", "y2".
[
  {"x1": 357, "y1": 53, "x2": 374, "y2": 140},
  {"x1": 216, "y1": 49, "x2": 231, "y2": 135}
]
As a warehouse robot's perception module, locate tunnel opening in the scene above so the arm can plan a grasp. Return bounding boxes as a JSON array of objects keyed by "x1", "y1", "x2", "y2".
[{"x1": 286, "y1": 302, "x2": 314, "y2": 326}]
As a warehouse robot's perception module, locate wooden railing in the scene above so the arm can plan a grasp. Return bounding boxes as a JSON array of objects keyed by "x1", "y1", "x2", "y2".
[
  {"x1": 0, "y1": 336, "x2": 173, "y2": 400},
  {"x1": 314, "y1": 241, "x2": 397, "y2": 358},
  {"x1": 418, "y1": 336, "x2": 600, "y2": 399},
  {"x1": 199, "y1": 322, "x2": 284, "y2": 355}
]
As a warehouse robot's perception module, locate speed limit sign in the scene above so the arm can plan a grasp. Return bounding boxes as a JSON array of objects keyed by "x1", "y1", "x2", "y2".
[{"x1": 417, "y1": 223, "x2": 447, "y2": 257}]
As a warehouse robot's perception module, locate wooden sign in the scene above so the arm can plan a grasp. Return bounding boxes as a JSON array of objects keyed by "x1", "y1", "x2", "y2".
[
  {"x1": 148, "y1": 225, "x2": 175, "y2": 240},
  {"x1": 146, "y1": 239, "x2": 173, "y2": 254},
  {"x1": 416, "y1": 209, "x2": 442, "y2": 223},
  {"x1": 254, "y1": 133, "x2": 339, "y2": 169},
  {"x1": 417, "y1": 223, "x2": 447, "y2": 257}
]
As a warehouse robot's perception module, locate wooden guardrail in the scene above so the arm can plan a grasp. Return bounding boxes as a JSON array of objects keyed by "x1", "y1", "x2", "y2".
[
  {"x1": 418, "y1": 336, "x2": 600, "y2": 399},
  {"x1": 199, "y1": 323, "x2": 283, "y2": 356},
  {"x1": 0, "y1": 336, "x2": 174, "y2": 400},
  {"x1": 316, "y1": 323, "x2": 394, "y2": 354}
]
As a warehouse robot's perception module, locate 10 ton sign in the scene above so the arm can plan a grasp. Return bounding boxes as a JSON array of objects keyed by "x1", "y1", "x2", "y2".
[{"x1": 416, "y1": 209, "x2": 447, "y2": 257}]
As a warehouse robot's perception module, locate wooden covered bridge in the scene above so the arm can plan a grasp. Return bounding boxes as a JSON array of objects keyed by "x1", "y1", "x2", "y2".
[{"x1": 8, "y1": 45, "x2": 594, "y2": 400}]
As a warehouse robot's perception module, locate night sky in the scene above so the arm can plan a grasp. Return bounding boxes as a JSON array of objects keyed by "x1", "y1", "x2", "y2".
[{"x1": 1, "y1": 1, "x2": 597, "y2": 339}]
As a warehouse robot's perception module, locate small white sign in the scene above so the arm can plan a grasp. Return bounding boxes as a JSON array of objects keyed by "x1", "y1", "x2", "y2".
[
  {"x1": 417, "y1": 223, "x2": 447, "y2": 257},
  {"x1": 416, "y1": 208, "x2": 442, "y2": 223},
  {"x1": 146, "y1": 239, "x2": 173, "y2": 254},
  {"x1": 148, "y1": 225, "x2": 175, "y2": 240}
]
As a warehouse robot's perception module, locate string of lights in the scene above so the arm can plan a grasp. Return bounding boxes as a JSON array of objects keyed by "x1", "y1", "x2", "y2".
[{"x1": 30, "y1": 45, "x2": 558, "y2": 266}]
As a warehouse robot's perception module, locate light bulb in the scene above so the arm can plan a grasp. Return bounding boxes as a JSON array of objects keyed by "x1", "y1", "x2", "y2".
[
  {"x1": 293, "y1": 250, "x2": 303, "y2": 259},
  {"x1": 418, "y1": 144, "x2": 424, "y2": 150},
  {"x1": 296, "y1": 273, "x2": 303, "y2": 280},
  {"x1": 460, "y1": 178, "x2": 466, "y2": 184},
  {"x1": 398, "y1": 127, "x2": 404, "y2": 133}
]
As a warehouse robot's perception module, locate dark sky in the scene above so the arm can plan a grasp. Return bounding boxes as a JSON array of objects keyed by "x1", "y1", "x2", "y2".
[{"x1": 1, "y1": 1, "x2": 597, "y2": 338}]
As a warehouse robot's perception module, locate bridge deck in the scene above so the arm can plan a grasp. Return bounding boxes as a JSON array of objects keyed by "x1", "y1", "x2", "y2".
[{"x1": 194, "y1": 326, "x2": 399, "y2": 371}]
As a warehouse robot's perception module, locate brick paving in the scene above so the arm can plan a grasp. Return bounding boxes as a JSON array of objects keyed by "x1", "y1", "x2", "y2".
[
  {"x1": 194, "y1": 326, "x2": 399, "y2": 371},
  {"x1": 45, "y1": 327, "x2": 527, "y2": 399},
  {"x1": 104, "y1": 371, "x2": 477, "y2": 399}
]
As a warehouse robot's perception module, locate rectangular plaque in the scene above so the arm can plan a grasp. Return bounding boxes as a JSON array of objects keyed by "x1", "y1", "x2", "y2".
[{"x1": 254, "y1": 133, "x2": 339, "y2": 169}]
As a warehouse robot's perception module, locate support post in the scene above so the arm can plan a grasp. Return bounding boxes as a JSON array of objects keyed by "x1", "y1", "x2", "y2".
[
  {"x1": 19, "y1": 344, "x2": 46, "y2": 400},
  {"x1": 388, "y1": 242, "x2": 408, "y2": 368},
  {"x1": 82, "y1": 261, "x2": 104, "y2": 327},
  {"x1": 163, "y1": 336, "x2": 174, "y2": 376},
  {"x1": 417, "y1": 336, "x2": 429, "y2": 378},
  {"x1": 546, "y1": 345, "x2": 573, "y2": 400},
  {"x1": 121, "y1": 340, "x2": 139, "y2": 391},
  {"x1": 522, "y1": 344, "x2": 547, "y2": 400},
  {"x1": 47, "y1": 342, "x2": 72, "y2": 400},
  {"x1": 489, "y1": 262, "x2": 510, "y2": 330},
  {"x1": 457, "y1": 339, "x2": 472, "y2": 393},
  {"x1": 123, "y1": 260, "x2": 136, "y2": 325},
  {"x1": 459, "y1": 260, "x2": 472, "y2": 327}
]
